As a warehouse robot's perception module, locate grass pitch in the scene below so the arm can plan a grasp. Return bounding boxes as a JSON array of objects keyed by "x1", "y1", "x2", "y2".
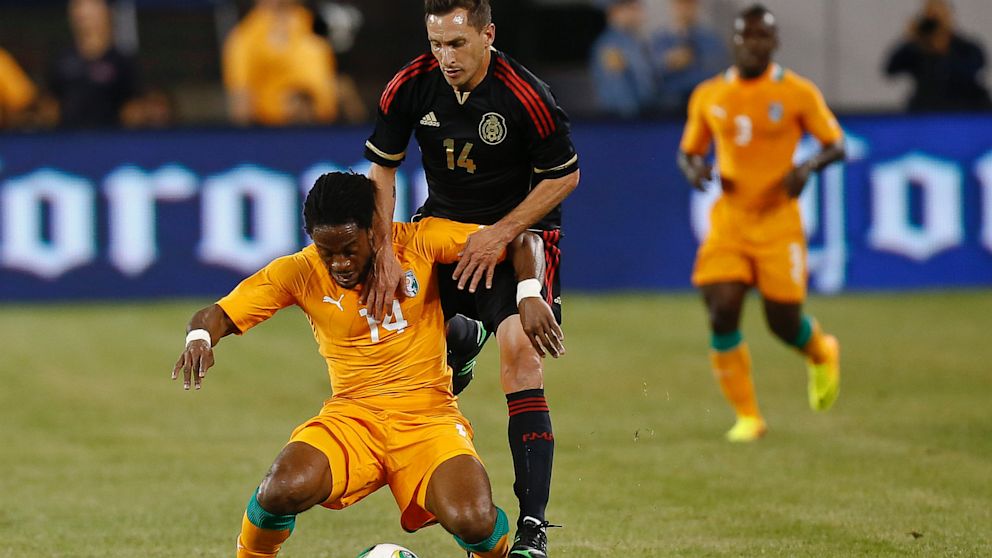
[{"x1": 1, "y1": 291, "x2": 990, "y2": 557}]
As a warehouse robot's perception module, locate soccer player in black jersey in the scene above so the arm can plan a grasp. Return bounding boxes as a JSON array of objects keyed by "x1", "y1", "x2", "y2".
[{"x1": 362, "y1": 1, "x2": 579, "y2": 556}]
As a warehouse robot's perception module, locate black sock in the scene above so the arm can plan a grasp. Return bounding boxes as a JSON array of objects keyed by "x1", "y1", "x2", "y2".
[{"x1": 506, "y1": 388, "x2": 554, "y2": 525}]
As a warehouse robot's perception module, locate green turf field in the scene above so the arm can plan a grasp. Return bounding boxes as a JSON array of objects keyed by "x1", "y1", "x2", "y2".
[{"x1": 1, "y1": 291, "x2": 990, "y2": 557}]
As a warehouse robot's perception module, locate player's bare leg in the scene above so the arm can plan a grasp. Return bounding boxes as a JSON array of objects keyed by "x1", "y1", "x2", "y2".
[
  {"x1": 496, "y1": 315, "x2": 554, "y2": 556},
  {"x1": 763, "y1": 298, "x2": 840, "y2": 411},
  {"x1": 237, "y1": 442, "x2": 332, "y2": 558},
  {"x1": 426, "y1": 454, "x2": 510, "y2": 557},
  {"x1": 701, "y1": 281, "x2": 766, "y2": 441}
]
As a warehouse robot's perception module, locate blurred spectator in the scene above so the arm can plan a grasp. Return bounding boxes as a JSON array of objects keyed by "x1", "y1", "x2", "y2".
[
  {"x1": 50, "y1": 0, "x2": 143, "y2": 128},
  {"x1": 650, "y1": 0, "x2": 728, "y2": 115},
  {"x1": 590, "y1": 0, "x2": 656, "y2": 118},
  {"x1": 223, "y1": 0, "x2": 339, "y2": 126},
  {"x1": 884, "y1": 0, "x2": 991, "y2": 112},
  {"x1": 0, "y1": 47, "x2": 37, "y2": 129}
]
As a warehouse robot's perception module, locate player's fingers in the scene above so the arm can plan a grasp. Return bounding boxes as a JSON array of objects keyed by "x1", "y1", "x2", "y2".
[
  {"x1": 452, "y1": 255, "x2": 469, "y2": 282},
  {"x1": 467, "y1": 262, "x2": 487, "y2": 293},
  {"x1": 529, "y1": 332, "x2": 546, "y2": 357},
  {"x1": 456, "y1": 258, "x2": 478, "y2": 290},
  {"x1": 484, "y1": 262, "x2": 496, "y2": 290},
  {"x1": 172, "y1": 354, "x2": 185, "y2": 380},
  {"x1": 183, "y1": 357, "x2": 193, "y2": 390},
  {"x1": 546, "y1": 330, "x2": 565, "y2": 358},
  {"x1": 382, "y1": 290, "x2": 396, "y2": 317}
]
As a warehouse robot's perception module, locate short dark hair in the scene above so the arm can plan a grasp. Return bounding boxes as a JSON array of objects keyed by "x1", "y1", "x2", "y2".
[
  {"x1": 303, "y1": 172, "x2": 375, "y2": 234},
  {"x1": 424, "y1": 0, "x2": 492, "y2": 30},
  {"x1": 738, "y1": 3, "x2": 773, "y2": 22}
]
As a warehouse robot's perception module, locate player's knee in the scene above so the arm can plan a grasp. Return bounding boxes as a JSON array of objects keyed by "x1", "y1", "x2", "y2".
[
  {"x1": 257, "y1": 450, "x2": 330, "y2": 515},
  {"x1": 500, "y1": 354, "x2": 543, "y2": 392},
  {"x1": 441, "y1": 500, "x2": 497, "y2": 545}
]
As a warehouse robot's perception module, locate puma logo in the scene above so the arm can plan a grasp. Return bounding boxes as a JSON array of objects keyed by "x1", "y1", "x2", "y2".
[{"x1": 322, "y1": 294, "x2": 344, "y2": 311}]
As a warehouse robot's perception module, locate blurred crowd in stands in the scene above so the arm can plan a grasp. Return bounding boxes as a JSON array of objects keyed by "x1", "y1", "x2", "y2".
[{"x1": 0, "y1": 0, "x2": 989, "y2": 131}]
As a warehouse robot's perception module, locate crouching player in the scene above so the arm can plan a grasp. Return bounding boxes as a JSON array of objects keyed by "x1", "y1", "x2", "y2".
[{"x1": 171, "y1": 171, "x2": 564, "y2": 557}]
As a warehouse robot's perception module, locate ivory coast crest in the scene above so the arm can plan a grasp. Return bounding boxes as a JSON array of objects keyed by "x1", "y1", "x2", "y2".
[
  {"x1": 478, "y1": 112, "x2": 507, "y2": 145},
  {"x1": 403, "y1": 269, "x2": 420, "y2": 297}
]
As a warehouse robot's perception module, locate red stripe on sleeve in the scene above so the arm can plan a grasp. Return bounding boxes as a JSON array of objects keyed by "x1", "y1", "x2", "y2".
[
  {"x1": 379, "y1": 56, "x2": 437, "y2": 114},
  {"x1": 495, "y1": 58, "x2": 555, "y2": 138}
]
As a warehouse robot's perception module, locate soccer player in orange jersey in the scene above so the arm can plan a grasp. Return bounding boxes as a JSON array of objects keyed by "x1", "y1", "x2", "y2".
[
  {"x1": 677, "y1": 4, "x2": 845, "y2": 442},
  {"x1": 171, "y1": 172, "x2": 563, "y2": 557}
]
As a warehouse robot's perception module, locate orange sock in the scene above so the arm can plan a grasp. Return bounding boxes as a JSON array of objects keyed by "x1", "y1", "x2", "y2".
[
  {"x1": 710, "y1": 342, "x2": 761, "y2": 419},
  {"x1": 236, "y1": 511, "x2": 292, "y2": 558}
]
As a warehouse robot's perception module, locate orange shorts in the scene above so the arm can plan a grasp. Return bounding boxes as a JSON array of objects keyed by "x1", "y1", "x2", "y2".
[
  {"x1": 692, "y1": 197, "x2": 808, "y2": 303},
  {"x1": 288, "y1": 393, "x2": 478, "y2": 532}
]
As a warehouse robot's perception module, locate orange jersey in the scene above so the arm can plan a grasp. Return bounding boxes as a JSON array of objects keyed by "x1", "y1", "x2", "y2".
[
  {"x1": 680, "y1": 64, "x2": 843, "y2": 210},
  {"x1": 217, "y1": 217, "x2": 485, "y2": 402}
]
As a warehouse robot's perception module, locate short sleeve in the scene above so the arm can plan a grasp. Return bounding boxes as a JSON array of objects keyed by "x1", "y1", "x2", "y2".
[
  {"x1": 679, "y1": 83, "x2": 713, "y2": 155},
  {"x1": 216, "y1": 254, "x2": 305, "y2": 334},
  {"x1": 409, "y1": 217, "x2": 510, "y2": 266},
  {"x1": 798, "y1": 79, "x2": 843, "y2": 146},
  {"x1": 492, "y1": 56, "x2": 578, "y2": 180},
  {"x1": 222, "y1": 25, "x2": 251, "y2": 92},
  {"x1": 365, "y1": 54, "x2": 436, "y2": 168}
]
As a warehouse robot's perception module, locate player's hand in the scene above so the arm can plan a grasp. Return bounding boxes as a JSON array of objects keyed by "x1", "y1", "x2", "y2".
[
  {"x1": 362, "y1": 244, "x2": 403, "y2": 321},
  {"x1": 172, "y1": 339, "x2": 214, "y2": 391},
  {"x1": 519, "y1": 297, "x2": 565, "y2": 358},
  {"x1": 453, "y1": 225, "x2": 510, "y2": 293},
  {"x1": 783, "y1": 162, "x2": 814, "y2": 198},
  {"x1": 687, "y1": 161, "x2": 713, "y2": 191}
]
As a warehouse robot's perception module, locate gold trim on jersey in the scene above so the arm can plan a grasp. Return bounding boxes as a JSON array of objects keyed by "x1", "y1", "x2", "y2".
[
  {"x1": 534, "y1": 154, "x2": 578, "y2": 174},
  {"x1": 365, "y1": 140, "x2": 405, "y2": 161},
  {"x1": 454, "y1": 90, "x2": 471, "y2": 105}
]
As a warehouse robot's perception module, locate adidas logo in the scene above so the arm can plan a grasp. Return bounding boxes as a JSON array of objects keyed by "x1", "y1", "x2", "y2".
[{"x1": 419, "y1": 112, "x2": 440, "y2": 127}]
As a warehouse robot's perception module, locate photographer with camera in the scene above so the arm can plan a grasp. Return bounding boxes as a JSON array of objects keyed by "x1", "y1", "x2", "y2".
[{"x1": 884, "y1": 0, "x2": 991, "y2": 112}]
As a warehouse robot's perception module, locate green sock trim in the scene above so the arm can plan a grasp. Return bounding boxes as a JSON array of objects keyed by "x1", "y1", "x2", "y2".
[
  {"x1": 246, "y1": 490, "x2": 296, "y2": 534},
  {"x1": 792, "y1": 315, "x2": 814, "y2": 349},
  {"x1": 455, "y1": 507, "x2": 508, "y2": 553},
  {"x1": 711, "y1": 331, "x2": 742, "y2": 352}
]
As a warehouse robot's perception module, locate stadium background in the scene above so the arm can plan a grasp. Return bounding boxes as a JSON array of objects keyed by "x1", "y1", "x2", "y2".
[{"x1": 1, "y1": 1, "x2": 990, "y2": 557}]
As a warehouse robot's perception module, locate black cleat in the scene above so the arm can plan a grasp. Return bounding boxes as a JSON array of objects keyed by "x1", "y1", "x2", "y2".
[{"x1": 509, "y1": 516, "x2": 555, "y2": 558}]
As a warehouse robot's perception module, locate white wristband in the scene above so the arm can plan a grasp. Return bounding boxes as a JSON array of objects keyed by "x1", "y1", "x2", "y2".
[
  {"x1": 515, "y1": 278, "x2": 543, "y2": 305},
  {"x1": 185, "y1": 329, "x2": 212, "y2": 347}
]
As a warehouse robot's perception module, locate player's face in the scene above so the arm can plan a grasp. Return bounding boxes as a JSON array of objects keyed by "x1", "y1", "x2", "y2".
[
  {"x1": 426, "y1": 8, "x2": 495, "y2": 91},
  {"x1": 733, "y1": 13, "x2": 778, "y2": 77},
  {"x1": 311, "y1": 223, "x2": 373, "y2": 290}
]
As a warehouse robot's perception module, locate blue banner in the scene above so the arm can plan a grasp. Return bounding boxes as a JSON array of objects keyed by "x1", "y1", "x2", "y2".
[{"x1": 1, "y1": 116, "x2": 991, "y2": 301}]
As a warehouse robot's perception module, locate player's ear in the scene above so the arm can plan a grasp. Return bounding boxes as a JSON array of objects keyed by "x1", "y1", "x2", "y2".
[{"x1": 482, "y1": 22, "x2": 495, "y2": 47}]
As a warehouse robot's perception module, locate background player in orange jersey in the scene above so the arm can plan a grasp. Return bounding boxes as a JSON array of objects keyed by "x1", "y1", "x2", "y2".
[
  {"x1": 676, "y1": 4, "x2": 846, "y2": 442},
  {"x1": 171, "y1": 172, "x2": 562, "y2": 558}
]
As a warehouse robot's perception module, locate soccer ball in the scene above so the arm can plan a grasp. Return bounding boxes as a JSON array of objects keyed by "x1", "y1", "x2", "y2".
[{"x1": 356, "y1": 543, "x2": 419, "y2": 558}]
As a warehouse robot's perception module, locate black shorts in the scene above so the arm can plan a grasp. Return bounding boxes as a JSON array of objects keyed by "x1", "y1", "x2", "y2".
[{"x1": 436, "y1": 229, "x2": 562, "y2": 334}]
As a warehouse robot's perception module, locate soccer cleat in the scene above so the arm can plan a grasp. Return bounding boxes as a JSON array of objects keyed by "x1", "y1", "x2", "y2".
[
  {"x1": 725, "y1": 415, "x2": 767, "y2": 442},
  {"x1": 510, "y1": 516, "x2": 551, "y2": 558},
  {"x1": 807, "y1": 334, "x2": 840, "y2": 411},
  {"x1": 448, "y1": 317, "x2": 488, "y2": 395}
]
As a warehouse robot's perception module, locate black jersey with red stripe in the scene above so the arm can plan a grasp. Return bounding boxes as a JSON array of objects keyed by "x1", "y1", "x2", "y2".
[{"x1": 364, "y1": 49, "x2": 579, "y2": 229}]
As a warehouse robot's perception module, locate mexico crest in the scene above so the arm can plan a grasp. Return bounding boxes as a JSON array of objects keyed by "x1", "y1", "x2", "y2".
[
  {"x1": 403, "y1": 269, "x2": 420, "y2": 297},
  {"x1": 478, "y1": 112, "x2": 507, "y2": 145}
]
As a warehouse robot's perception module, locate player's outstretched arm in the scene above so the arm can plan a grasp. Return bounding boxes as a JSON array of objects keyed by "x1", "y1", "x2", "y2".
[
  {"x1": 510, "y1": 232, "x2": 565, "y2": 359},
  {"x1": 171, "y1": 304, "x2": 239, "y2": 391},
  {"x1": 454, "y1": 169, "x2": 580, "y2": 293},
  {"x1": 782, "y1": 140, "x2": 846, "y2": 198},
  {"x1": 677, "y1": 151, "x2": 712, "y2": 191},
  {"x1": 364, "y1": 163, "x2": 404, "y2": 320}
]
